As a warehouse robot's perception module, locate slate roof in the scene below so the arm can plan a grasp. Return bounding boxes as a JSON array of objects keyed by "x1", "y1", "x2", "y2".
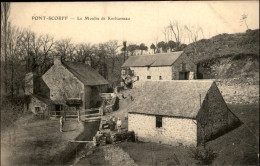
[
  {"x1": 122, "y1": 51, "x2": 184, "y2": 67},
  {"x1": 62, "y1": 61, "x2": 108, "y2": 86},
  {"x1": 128, "y1": 80, "x2": 215, "y2": 118}
]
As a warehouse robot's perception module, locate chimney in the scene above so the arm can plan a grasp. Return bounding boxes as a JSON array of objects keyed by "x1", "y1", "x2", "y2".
[
  {"x1": 54, "y1": 55, "x2": 61, "y2": 65},
  {"x1": 25, "y1": 72, "x2": 34, "y2": 95}
]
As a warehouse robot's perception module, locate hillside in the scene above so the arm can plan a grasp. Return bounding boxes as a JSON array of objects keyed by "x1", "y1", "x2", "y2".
[{"x1": 184, "y1": 29, "x2": 259, "y2": 80}]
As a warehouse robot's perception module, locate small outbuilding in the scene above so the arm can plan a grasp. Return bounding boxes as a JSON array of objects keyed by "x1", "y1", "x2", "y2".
[
  {"x1": 128, "y1": 80, "x2": 241, "y2": 146},
  {"x1": 25, "y1": 95, "x2": 55, "y2": 119}
]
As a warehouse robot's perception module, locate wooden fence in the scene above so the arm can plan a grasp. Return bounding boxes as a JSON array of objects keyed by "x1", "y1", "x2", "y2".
[{"x1": 49, "y1": 107, "x2": 103, "y2": 122}]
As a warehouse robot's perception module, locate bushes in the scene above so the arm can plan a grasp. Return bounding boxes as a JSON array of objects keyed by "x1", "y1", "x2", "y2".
[
  {"x1": 191, "y1": 146, "x2": 217, "y2": 165},
  {"x1": 1, "y1": 96, "x2": 25, "y2": 130}
]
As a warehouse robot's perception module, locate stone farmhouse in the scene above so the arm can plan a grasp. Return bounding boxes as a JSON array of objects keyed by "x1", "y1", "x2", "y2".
[
  {"x1": 25, "y1": 56, "x2": 108, "y2": 117},
  {"x1": 128, "y1": 80, "x2": 240, "y2": 146},
  {"x1": 121, "y1": 51, "x2": 197, "y2": 88}
]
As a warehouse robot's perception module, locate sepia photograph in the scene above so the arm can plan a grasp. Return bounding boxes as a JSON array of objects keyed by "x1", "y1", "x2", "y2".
[{"x1": 1, "y1": 1, "x2": 259, "y2": 165}]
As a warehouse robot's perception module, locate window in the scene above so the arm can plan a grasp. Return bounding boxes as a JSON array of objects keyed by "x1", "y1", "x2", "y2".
[
  {"x1": 137, "y1": 76, "x2": 139, "y2": 80},
  {"x1": 159, "y1": 76, "x2": 162, "y2": 80},
  {"x1": 156, "y1": 116, "x2": 162, "y2": 128},
  {"x1": 147, "y1": 76, "x2": 151, "y2": 79}
]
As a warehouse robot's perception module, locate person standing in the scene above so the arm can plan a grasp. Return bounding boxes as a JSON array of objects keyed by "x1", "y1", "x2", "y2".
[
  {"x1": 117, "y1": 118, "x2": 122, "y2": 133},
  {"x1": 60, "y1": 116, "x2": 64, "y2": 132}
]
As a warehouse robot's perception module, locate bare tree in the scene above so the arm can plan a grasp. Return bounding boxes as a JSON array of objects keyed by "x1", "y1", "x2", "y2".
[
  {"x1": 30, "y1": 33, "x2": 43, "y2": 73},
  {"x1": 20, "y1": 29, "x2": 34, "y2": 72},
  {"x1": 104, "y1": 40, "x2": 120, "y2": 73},
  {"x1": 240, "y1": 14, "x2": 249, "y2": 30},
  {"x1": 1, "y1": 2, "x2": 11, "y2": 94},
  {"x1": 41, "y1": 34, "x2": 54, "y2": 74},
  {"x1": 184, "y1": 25, "x2": 204, "y2": 54},
  {"x1": 75, "y1": 43, "x2": 92, "y2": 63},
  {"x1": 54, "y1": 38, "x2": 72, "y2": 60},
  {"x1": 7, "y1": 25, "x2": 24, "y2": 98},
  {"x1": 162, "y1": 26, "x2": 170, "y2": 52},
  {"x1": 168, "y1": 20, "x2": 184, "y2": 51}
]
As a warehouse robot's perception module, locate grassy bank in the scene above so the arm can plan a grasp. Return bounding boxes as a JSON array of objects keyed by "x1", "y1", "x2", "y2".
[{"x1": 1, "y1": 114, "x2": 84, "y2": 166}]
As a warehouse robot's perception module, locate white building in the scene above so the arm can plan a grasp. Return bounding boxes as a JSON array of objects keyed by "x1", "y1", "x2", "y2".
[
  {"x1": 121, "y1": 51, "x2": 197, "y2": 88},
  {"x1": 127, "y1": 80, "x2": 241, "y2": 146}
]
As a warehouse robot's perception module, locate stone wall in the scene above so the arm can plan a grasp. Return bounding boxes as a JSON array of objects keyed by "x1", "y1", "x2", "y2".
[
  {"x1": 29, "y1": 97, "x2": 54, "y2": 118},
  {"x1": 172, "y1": 54, "x2": 197, "y2": 80},
  {"x1": 197, "y1": 82, "x2": 240, "y2": 145},
  {"x1": 215, "y1": 79, "x2": 259, "y2": 104},
  {"x1": 128, "y1": 113, "x2": 197, "y2": 146},
  {"x1": 42, "y1": 64, "x2": 85, "y2": 109}
]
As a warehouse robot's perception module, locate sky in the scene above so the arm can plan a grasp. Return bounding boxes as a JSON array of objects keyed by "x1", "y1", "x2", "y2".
[{"x1": 9, "y1": 1, "x2": 259, "y2": 47}]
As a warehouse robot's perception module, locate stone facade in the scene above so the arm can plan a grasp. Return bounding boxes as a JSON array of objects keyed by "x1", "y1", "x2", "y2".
[
  {"x1": 27, "y1": 96, "x2": 54, "y2": 118},
  {"x1": 196, "y1": 82, "x2": 240, "y2": 144},
  {"x1": 42, "y1": 63, "x2": 85, "y2": 109},
  {"x1": 172, "y1": 53, "x2": 197, "y2": 80},
  {"x1": 42, "y1": 60, "x2": 108, "y2": 110},
  {"x1": 130, "y1": 66, "x2": 172, "y2": 81},
  {"x1": 128, "y1": 113, "x2": 197, "y2": 146},
  {"x1": 124, "y1": 53, "x2": 197, "y2": 88},
  {"x1": 216, "y1": 79, "x2": 259, "y2": 104}
]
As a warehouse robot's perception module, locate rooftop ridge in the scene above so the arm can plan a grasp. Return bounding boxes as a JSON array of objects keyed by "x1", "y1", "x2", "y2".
[{"x1": 136, "y1": 51, "x2": 184, "y2": 57}]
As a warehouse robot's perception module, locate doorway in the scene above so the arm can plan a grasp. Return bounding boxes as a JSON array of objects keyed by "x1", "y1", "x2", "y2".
[
  {"x1": 55, "y1": 104, "x2": 63, "y2": 115},
  {"x1": 179, "y1": 72, "x2": 190, "y2": 80}
]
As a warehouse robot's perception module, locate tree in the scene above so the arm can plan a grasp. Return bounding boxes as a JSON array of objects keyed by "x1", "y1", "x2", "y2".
[
  {"x1": 168, "y1": 40, "x2": 176, "y2": 52},
  {"x1": 41, "y1": 34, "x2": 54, "y2": 74},
  {"x1": 150, "y1": 43, "x2": 156, "y2": 54},
  {"x1": 75, "y1": 43, "x2": 92, "y2": 63},
  {"x1": 139, "y1": 43, "x2": 148, "y2": 55},
  {"x1": 7, "y1": 25, "x2": 24, "y2": 98},
  {"x1": 127, "y1": 44, "x2": 139, "y2": 56},
  {"x1": 54, "y1": 38, "x2": 73, "y2": 60},
  {"x1": 19, "y1": 29, "x2": 35, "y2": 72},
  {"x1": 104, "y1": 40, "x2": 120, "y2": 73},
  {"x1": 1, "y1": 2, "x2": 11, "y2": 94},
  {"x1": 168, "y1": 20, "x2": 184, "y2": 51},
  {"x1": 30, "y1": 32, "x2": 43, "y2": 73},
  {"x1": 240, "y1": 14, "x2": 249, "y2": 30},
  {"x1": 184, "y1": 25, "x2": 204, "y2": 54},
  {"x1": 157, "y1": 41, "x2": 167, "y2": 53},
  {"x1": 121, "y1": 41, "x2": 127, "y2": 62},
  {"x1": 179, "y1": 43, "x2": 187, "y2": 51}
]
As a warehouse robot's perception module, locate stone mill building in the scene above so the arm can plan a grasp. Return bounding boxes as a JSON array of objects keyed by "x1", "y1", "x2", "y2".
[{"x1": 127, "y1": 80, "x2": 240, "y2": 146}]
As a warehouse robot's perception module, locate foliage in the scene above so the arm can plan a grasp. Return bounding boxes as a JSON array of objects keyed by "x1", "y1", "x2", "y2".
[
  {"x1": 127, "y1": 44, "x2": 140, "y2": 56},
  {"x1": 184, "y1": 29, "x2": 259, "y2": 64},
  {"x1": 150, "y1": 43, "x2": 156, "y2": 53},
  {"x1": 1, "y1": 96, "x2": 25, "y2": 130},
  {"x1": 191, "y1": 146, "x2": 217, "y2": 165}
]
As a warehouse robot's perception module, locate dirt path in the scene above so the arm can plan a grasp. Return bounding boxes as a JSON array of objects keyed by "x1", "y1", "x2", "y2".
[{"x1": 103, "y1": 145, "x2": 138, "y2": 166}]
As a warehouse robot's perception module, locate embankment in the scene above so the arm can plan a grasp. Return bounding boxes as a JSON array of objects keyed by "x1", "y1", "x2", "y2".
[
  {"x1": 216, "y1": 78, "x2": 259, "y2": 105},
  {"x1": 52, "y1": 121, "x2": 100, "y2": 165}
]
